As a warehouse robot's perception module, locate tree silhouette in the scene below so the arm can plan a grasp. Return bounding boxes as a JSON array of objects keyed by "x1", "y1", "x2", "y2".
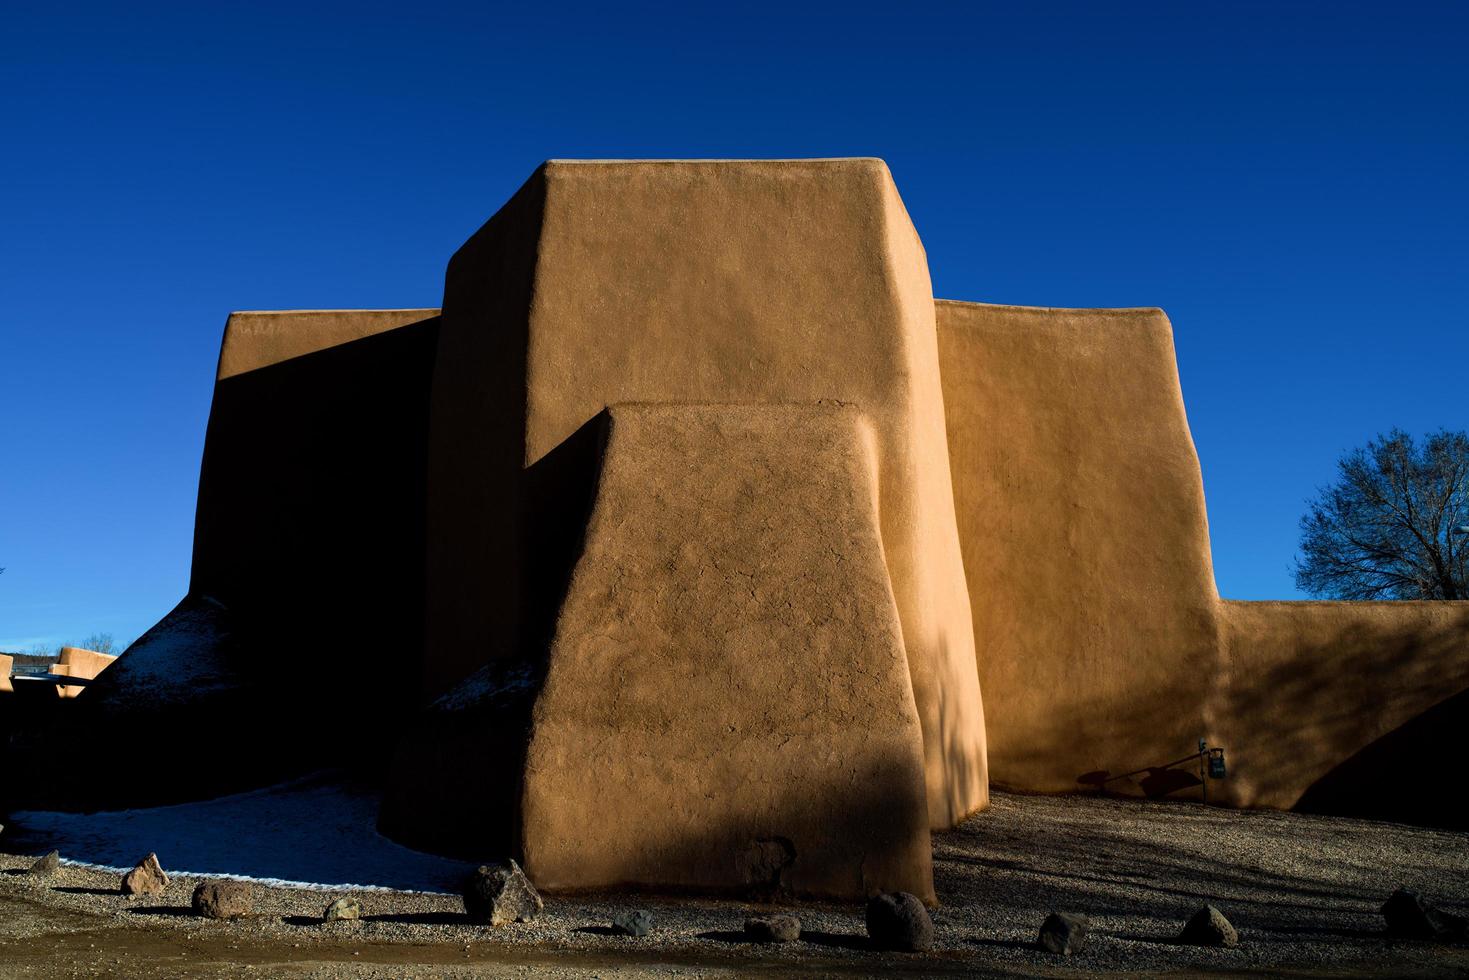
[{"x1": 1295, "y1": 429, "x2": 1469, "y2": 600}]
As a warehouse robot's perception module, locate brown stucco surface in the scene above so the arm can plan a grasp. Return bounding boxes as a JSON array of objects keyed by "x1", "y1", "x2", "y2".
[
  {"x1": 520, "y1": 404, "x2": 933, "y2": 901},
  {"x1": 936, "y1": 300, "x2": 1221, "y2": 794},
  {"x1": 428, "y1": 159, "x2": 986, "y2": 828},
  {"x1": 938, "y1": 298, "x2": 1468, "y2": 819}
]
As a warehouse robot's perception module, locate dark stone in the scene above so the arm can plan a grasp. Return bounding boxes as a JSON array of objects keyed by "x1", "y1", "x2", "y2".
[
  {"x1": 462, "y1": 860, "x2": 543, "y2": 925},
  {"x1": 1038, "y1": 911, "x2": 1088, "y2": 955},
  {"x1": 745, "y1": 913, "x2": 801, "y2": 943},
  {"x1": 612, "y1": 909, "x2": 654, "y2": 937},
  {"x1": 865, "y1": 891, "x2": 934, "y2": 952},
  {"x1": 1382, "y1": 887, "x2": 1467, "y2": 940},
  {"x1": 192, "y1": 880, "x2": 255, "y2": 919},
  {"x1": 28, "y1": 850, "x2": 60, "y2": 877},
  {"x1": 324, "y1": 897, "x2": 361, "y2": 922},
  {"x1": 1179, "y1": 905, "x2": 1238, "y2": 947},
  {"x1": 121, "y1": 852, "x2": 168, "y2": 896}
]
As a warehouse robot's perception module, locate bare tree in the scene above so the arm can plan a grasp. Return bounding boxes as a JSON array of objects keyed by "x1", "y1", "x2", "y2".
[
  {"x1": 80, "y1": 633, "x2": 118, "y2": 655},
  {"x1": 1295, "y1": 429, "x2": 1469, "y2": 600}
]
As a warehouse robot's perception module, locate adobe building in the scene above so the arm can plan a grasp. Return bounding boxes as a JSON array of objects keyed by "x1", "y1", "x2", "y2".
[{"x1": 14, "y1": 159, "x2": 1466, "y2": 901}]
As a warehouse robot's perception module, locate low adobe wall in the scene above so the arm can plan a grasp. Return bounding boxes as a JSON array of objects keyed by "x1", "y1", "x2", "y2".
[
  {"x1": 53, "y1": 647, "x2": 116, "y2": 698},
  {"x1": 1213, "y1": 600, "x2": 1469, "y2": 821}
]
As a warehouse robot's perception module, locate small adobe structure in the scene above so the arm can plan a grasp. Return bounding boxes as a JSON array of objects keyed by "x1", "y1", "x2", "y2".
[{"x1": 12, "y1": 159, "x2": 1467, "y2": 901}]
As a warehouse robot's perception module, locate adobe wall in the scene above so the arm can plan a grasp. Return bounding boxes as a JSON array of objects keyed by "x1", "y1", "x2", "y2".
[
  {"x1": 430, "y1": 159, "x2": 986, "y2": 828},
  {"x1": 938, "y1": 298, "x2": 1469, "y2": 820},
  {"x1": 936, "y1": 300, "x2": 1221, "y2": 794},
  {"x1": 520, "y1": 404, "x2": 934, "y2": 901},
  {"x1": 1213, "y1": 600, "x2": 1469, "y2": 820},
  {"x1": 0, "y1": 654, "x2": 12, "y2": 694},
  {"x1": 54, "y1": 646, "x2": 116, "y2": 698}
]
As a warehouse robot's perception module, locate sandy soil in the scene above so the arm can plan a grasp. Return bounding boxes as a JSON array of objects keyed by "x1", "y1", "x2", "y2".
[{"x1": 2, "y1": 790, "x2": 1467, "y2": 978}]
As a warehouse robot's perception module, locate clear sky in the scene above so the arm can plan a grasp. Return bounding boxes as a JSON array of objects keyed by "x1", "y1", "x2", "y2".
[{"x1": 2, "y1": 2, "x2": 1466, "y2": 651}]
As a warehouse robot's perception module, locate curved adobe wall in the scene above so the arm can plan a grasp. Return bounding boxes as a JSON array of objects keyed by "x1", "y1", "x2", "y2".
[
  {"x1": 430, "y1": 160, "x2": 986, "y2": 828},
  {"x1": 937, "y1": 300, "x2": 1221, "y2": 794}
]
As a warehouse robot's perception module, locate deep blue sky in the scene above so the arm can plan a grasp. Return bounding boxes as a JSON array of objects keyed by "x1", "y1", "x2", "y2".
[{"x1": 3, "y1": 2, "x2": 1466, "y2": 651}]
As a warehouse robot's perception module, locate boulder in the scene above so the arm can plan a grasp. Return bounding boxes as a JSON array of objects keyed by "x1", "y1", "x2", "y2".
[
  {"x1": 324, "y1": 897, "x2": 361, "y2": 922},
  {"x1": 1038, "y1": 912, "x2": 1088, "y2": 955},
  {"x1": 611, "y1": 910, "x2": 654, "y2": 937},
  {"x1": 192, "y1": 880, "x2": 254, "y2": 919},
  {"x1": 1382, "y1": 887, "x2": 1467, "y2": 940},
  {"x1": 28, "y1": 850, "x2": 60, "y2": 877},
  {"x1": 1179, "y1": 905, "x2": 1238, "y2": 948},
  {"x1": 745, "y1": 914, "x2": 801, "y2": 943},
  {"x1": 866, "y1": 891, "x2": 934, "y2": 952},
  {"x1": 121, "y1": 852, "x2": 169, "y2": 896},
  {"x1": 462, "y1": 860, "x2": 542, "y2": 925}
]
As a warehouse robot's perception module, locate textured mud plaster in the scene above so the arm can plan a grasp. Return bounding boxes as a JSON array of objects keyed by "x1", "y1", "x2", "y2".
[
  {"x1": 520, "y1": 404, "x2": 934, "y2": 902},
  {"x1": 429, "y1": 159, "x2": 986, "y2": 828},
  {"x1": 937, "y1": 301, "x2": 1222, "y2": 794}
]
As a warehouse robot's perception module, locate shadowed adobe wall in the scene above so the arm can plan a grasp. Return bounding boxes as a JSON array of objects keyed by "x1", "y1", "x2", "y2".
[
  {"x1": 428, "y1": 159, "x2": 986, "y2": 828},
  {"x1": 520, "y1": 404, "x2": 933, "y2": 901},
  {"x1": 13, "y1": 309, "x2": 442, "y2": 810},
  {"x1": 936, "y1": 300, "x2": 1221, "y2": 794},
  {"x1": 1214, "y1": 600, "x2": 1469, "y2": 822},
  {"x1": 191, "y1": 309, "x2": 442, "y2": 711}
]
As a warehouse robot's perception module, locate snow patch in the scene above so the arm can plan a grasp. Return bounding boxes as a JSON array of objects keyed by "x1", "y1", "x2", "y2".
[{"x1": 10, "y1": 771, "x2": 476, "y2": 893}]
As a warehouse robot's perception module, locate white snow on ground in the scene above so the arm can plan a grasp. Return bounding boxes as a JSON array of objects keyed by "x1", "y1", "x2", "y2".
[{"x1": 10, "y1": 770, "x2": 475, "y2": 893}]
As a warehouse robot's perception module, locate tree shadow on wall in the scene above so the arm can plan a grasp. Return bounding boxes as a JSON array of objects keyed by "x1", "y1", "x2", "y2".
[{"x1": 1217, "y1": 607, "x2": 1469, "y2": 826}]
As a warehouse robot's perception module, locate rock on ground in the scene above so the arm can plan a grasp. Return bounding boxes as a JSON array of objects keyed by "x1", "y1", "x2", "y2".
[
  {"x1": 1382, "y1": 887, "x2": 1467, "y2": 940},
  {"x1": 28, "y1": 850, "x2": 60, "y2": 877},
  {"x1": 323, "y1": 897, "x2": 361, "y2": 922},
  {"x1": 1038, "y1": 911, "x2": 1088, "y2": 955},
  {"x1": 121, "y1": 852, "x2": 168, "y2": 896},
  {"x1": 612, "y1": 910, "x2": 654, "y2": 937},
  {"x1": 192, "y1": 880, "x2": 255, "y2": 919},
  {"x1": 744, "y1": 914, "x2": 800, "y2": 943},
  {"x1": 865, "y1": 892, "x2": 934, "y2": 952},
  {"x1": 1180, "y1": 905, "x2": 1239, "y2": 947},
  {"x1": 462, "y1": 860, "x2": 542, "y2": 926}
]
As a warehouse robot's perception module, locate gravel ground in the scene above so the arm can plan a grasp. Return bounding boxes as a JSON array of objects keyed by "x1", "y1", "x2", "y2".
[{"x1": 2, "y1": 790, "x2": 1467, "y2": 978}]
